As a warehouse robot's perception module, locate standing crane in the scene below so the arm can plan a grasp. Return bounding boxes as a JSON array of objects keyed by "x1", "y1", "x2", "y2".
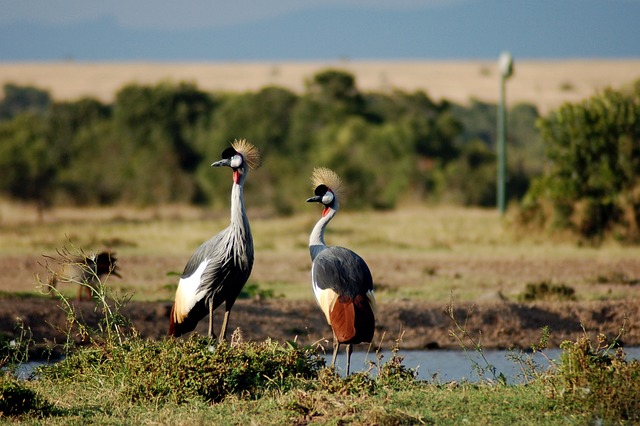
[
  {"x1": 306, "y1": 167, "x2": 377, "y2": 375},
  {"x1": 48, "y1": 251, "x2": 121, "y2": 301},
  {"x1": 168, "y1": 139, "x2": 261, "y2": 340}
]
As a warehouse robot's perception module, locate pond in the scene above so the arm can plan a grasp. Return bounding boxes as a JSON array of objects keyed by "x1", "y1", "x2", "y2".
[
  {"x1": 12, "y1": 346, "x2": 640, "y2": 384},
  {"x1": 326, "y1": 346, "x2": 640, "y2": 383}
]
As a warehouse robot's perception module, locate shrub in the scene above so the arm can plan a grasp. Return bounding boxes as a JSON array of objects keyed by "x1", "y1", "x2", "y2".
[
  {"x1": 518, "y1": 80, "x2": 640, "y2": 242},
  {"x1": 38, "y1": 335, "x2": 325, "y2": 404},
  {"x1": 442, "y1": 139, "x2": 496, "y2": 206},
  {"x1": 0, "y1": 373, "x2": 52, "y2": 417},
  {"x1": 376, "y1": 351, "x2": 418, "y2": 390},
  {"x1": 518, "y1": 281, "x2": 576, "y2": 302},
  {"x1": 0, "y1": 83, "x2": 51, "y2": 122},
  {"x1": 548, "y1": 335, "x2": 640, "y2": 422},
  {"x1": 238, "y1": 282, "x2": 278, "y2": 300}
]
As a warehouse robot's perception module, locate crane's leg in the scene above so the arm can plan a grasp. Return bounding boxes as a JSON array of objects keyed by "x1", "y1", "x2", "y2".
[
  {"x1": 331, "y1": 331, "x2": 340, "y2": 369},
  {"x1": 208, "y1": 301, "x2": 214, "y2": 339},
  {"x1": 219, "y1": 306, "x2": 231, "y2": 342},
  {"x1": 345, "y1": 344, "x2": 353, "y2": 376}
]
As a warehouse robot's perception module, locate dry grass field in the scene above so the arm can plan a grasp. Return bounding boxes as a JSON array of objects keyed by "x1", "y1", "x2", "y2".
[
  {"x1": 1, "y1": 60, "x2": 640, "y2": 114},
  {"x1": 2, "y1": 201, "x2": 640, "y2": 304}
]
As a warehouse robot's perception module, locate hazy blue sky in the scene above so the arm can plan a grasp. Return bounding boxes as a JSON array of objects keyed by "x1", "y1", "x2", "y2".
[{"x1": 1, "y1": 0, "x2": 639, "y2": 60}]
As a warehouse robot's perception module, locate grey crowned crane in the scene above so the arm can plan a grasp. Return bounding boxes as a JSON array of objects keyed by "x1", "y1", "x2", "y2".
[
  {"x1": 306, "y1": 167, "x2": 377, "y2": 375},
  {"x1": 169, "y1": 139, "x2": 261, "y2": 340},
  {"x1": 48, "y1": 251, "x2": 121, "y2": 301}
]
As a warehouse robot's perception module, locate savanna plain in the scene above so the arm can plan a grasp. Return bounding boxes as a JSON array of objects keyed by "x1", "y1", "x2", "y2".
[{"x1": 2, "y1": 60, "x2": 640, "y2": 424}]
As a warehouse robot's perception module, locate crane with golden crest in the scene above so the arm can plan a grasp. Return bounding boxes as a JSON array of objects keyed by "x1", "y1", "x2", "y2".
[
  {"x1": 306, "y1": 167, "x2": 377, "y2": 375},
  {"x1": 169, "y1": 139, "x2": 261, "y2": 340}
]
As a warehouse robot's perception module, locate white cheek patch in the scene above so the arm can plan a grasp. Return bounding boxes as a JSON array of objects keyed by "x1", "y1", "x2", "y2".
[
  {"x1": 322, "y1": 191, "x2": 334, "y2": 205},
  {"x1": 230, "y1": 155, "x2": 243, "y2": 168}
]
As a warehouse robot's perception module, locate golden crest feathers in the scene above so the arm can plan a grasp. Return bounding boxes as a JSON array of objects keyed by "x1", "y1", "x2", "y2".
[
  {"x1": 311, "y1": 167, "x2": 344, "y2": 200},
  {"x1": 231, "y1": 139, "x2": 261, "y2": 170}
]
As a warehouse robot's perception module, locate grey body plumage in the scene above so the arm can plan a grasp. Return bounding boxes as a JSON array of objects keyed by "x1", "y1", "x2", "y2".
[
  {"x1": 306, "y1": 167, "x2": 377, "y2": 375},
  {"x1": 312, "y1": 247, "x2": 373, "y2": 297},
  {"x1": 169, "y1": 140, "x2": 260, "y2": 340}
]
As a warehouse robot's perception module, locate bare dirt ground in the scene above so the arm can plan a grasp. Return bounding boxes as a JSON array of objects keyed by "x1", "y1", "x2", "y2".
[
  {"x1": 1, "y1": 296, "x2": 638, "y2": 360},
  {"x1": 1, "y1": 60, "x2": 640, "y2": 114},
  {"x1": 1, "y1": 242, "x2": 640, "y2": 358}
]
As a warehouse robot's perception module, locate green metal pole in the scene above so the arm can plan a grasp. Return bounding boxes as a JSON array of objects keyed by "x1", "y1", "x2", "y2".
[{"x1": 497, "y1": 75, "x2": 506, "y2": 214}]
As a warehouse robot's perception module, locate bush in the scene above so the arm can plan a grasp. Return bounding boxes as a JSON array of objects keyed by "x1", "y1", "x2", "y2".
[
  {"x1": 38, "y1": 335, "x2": 325, "y2": 404},
  {"x1": 518, "y1": 80, "x2": 640, "y2": 242},
  {"x1": 442, "y1": 140, "x2": 496, "y2": 206},
  {"x1": 0, "y1": 373, "x2": 52, "y2": 417},
  {"x1": 548, "y1": 336, "x2": 640, "y2": 422},
  {"x1": 0, "y1": 83, "x2": 51, "y2": 122},
  {"x1": 518, "y1": 281, "x2": 576, "y2": 302}
]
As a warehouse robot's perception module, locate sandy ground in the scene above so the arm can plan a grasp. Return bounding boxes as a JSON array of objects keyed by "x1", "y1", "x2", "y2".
[{"x1": 1, "y1": 60, "x2": 640, "y2": 114}]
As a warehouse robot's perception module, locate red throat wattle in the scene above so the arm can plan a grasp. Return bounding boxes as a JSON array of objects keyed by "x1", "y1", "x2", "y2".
[
  {"x1": 322, "y1": 206, "x2": 330, "y2": 217},
  {"x1": 233, "y1": 170, "x2": 240, "y2": 184}
]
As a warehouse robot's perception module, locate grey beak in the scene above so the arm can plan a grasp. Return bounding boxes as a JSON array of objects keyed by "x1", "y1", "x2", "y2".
[
  {"x1": 306, "y1": 196, "x2": 322, "y2": 203},
  {"x1": 212, "y1": 158, "x2": 232, "y2": 167}
]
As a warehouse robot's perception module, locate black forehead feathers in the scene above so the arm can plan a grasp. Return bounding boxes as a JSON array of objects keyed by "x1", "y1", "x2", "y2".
[
  {"x1": 314, "y1": 184, "x2": 329, "y2": 196},
  {"x1": 221, "y1": 147, "x2": 238, "y2": 159}
]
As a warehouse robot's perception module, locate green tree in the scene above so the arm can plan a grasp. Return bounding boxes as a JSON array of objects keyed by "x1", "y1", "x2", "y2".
[
  {"x1": 312, "y1": 117, "x2": 414, "y2": 210},
  {"x1": 306, "y1": 69, "x2": 364, "y2": 117},
  {"x1": 197, "y1": 86, "x2": 299, "y2": 212},
  {"x1": 452, "y1": 99, "x2": 497, "y2": 148},
  {"x1": 113, "y1": 82, "x2": 215, "y2": 204},
  {"x1": 451, "y1": 100, "x2": 542, "y2": 204},
  {"x1": 383, "y1": 91, "x2": 461, "y2": 201},
  {"x1": 287, "y1": 70, "x2": 364, "y2": 160},
  {"x1": 521, "y1": 82, "x2": 640, "y2": 240},
  {"x1": 0, "y1": 83, "x2": 51, "y2": 122},
  {"x1": 443, "y1": 140, "x2": 497, "y2": 206},
  {"x1": 55, "y1": 120, "x2": 128, "y2": 204},
  {"x1": 45, "y1": 98, "x2": 112, "y2": 201},
  {"x1": 0, "y1": 113, "x2": 54, "y2": 214}
]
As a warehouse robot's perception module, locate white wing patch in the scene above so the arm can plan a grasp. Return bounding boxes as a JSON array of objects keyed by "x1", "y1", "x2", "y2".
[
  {"x1": 173, "y1": 259, "x2": 210, "y2": 323},
  {"x1": 315, "y1": 287, "x2": 339, "y2": 325},
  {"x1": 366, "y1": 289, "x2": 377, "y2": 316},
  {"x1": 312, "y1": 261, "x2": 338, "y2": 324}
]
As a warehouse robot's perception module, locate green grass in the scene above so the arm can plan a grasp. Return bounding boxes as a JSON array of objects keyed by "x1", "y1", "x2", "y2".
[{"x1": 4, "y1": 335, "x2": 639, "y2": 425}]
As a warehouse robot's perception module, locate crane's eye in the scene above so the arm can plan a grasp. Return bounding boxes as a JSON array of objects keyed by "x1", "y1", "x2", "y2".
[{"x1": 322, "y1": 190, "x2": 334, "y2": 205}]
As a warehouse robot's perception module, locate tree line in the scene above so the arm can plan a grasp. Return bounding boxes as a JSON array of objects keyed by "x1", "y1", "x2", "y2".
[
  {"x1": 2, "y1": 69, "x2": 638, "y2": 240},
  {"x1": 0, "y1": 69, "x2": 544, "y2": 216}
]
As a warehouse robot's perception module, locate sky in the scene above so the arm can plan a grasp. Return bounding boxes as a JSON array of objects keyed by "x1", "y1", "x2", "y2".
[{"x1": 1, "y1": 0, "x2": 639, "y2": 61}]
